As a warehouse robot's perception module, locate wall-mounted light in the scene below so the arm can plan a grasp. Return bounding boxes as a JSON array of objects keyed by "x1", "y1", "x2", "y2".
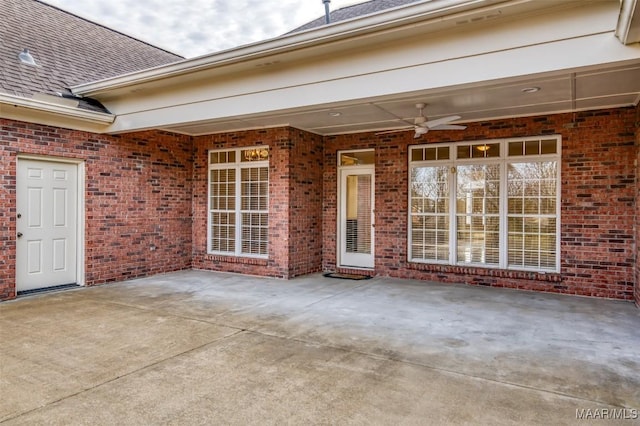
[{"x1": 243, "y1": 148, "x2": 269, "y2": 161}]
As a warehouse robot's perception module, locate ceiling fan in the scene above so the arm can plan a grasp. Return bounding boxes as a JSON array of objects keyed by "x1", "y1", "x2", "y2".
[{"x1": 376, "y1": 103, "x2": 466, "y2": 139}]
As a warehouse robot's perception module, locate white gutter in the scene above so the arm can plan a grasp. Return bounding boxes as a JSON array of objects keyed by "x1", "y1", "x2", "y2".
[
  {"x1": 72, "y1": 0, "x2": 511, "y2": 96},
  {"x1": 0, "y1": 93, "x2": 115, "y2": 124},
  {"x1": 616, "y1": 0, "x2": 640, "y2": 44}
]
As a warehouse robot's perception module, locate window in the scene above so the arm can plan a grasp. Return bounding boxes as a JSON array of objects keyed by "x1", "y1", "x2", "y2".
[
  {"x1": 409, "y1": 137, "x2": 560, "y2": 272},
  {"x1": 209, "y1": 147, "x2": 269, "y2": 257}
]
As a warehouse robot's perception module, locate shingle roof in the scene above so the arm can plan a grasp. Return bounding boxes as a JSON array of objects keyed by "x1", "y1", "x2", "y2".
[
  {"x1": 289, "y1": 0, "x2": 424, "y2": 33},
  {"x1": 0, "y1": 0, "x2": 183, "y2": 110}
]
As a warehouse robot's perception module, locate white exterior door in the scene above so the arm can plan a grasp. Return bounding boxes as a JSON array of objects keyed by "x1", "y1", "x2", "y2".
[
  {"x1": 339, "y1": 167, "x2": 375, "y2": 268},
  {"x1": 16, "y1": 159, "x2": 78, "y2": 292}
]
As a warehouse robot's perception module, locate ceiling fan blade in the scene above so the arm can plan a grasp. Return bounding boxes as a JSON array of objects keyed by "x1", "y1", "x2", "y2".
[
  {"x1": 375, "y1": 128, "x2": 412, "y2": 135},
  {"x1": 413, "y1": 126, "x2": 429, "y2": 138},
  {"x1": 430, "y1": 124, "x2": 467, "y2": 130},
  {"x1": 371, "y1": 103, "x2": 417, "y2": 127},
  {"x1": 425, "y1": 115, "x2": 462, "y2": 129}
]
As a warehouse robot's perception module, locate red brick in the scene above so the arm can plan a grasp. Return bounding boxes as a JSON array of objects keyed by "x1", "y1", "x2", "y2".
[
  {"x1": 324, "y1": 108, "x2": 637, "y2": 301},
  {"x1": 0, "y1": 120, "x2": 193, "y2": 299},
  {"x1": 1, "y1": 106, "x2": 638, "y2": 304}
]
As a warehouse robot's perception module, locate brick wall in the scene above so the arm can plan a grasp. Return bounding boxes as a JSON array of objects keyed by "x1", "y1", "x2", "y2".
[
  {"x1": 192, "y1": 128, "x2": 324, "y2": 278},
  {"x1": 2, "y1": 106, "x2": 637, "y2": 303},
  {"x1": 0, "y1": 119, "x2": 193, "y2": 300},
  {"x1": 192, "y1": 128, "x2": 323, "y2": 278},
  {"x1": 636, "y1": 103, "x2": 640, "y2": 307},
  {"x1": 288, "y1": 129, "x2": 324, "y2": 276},
  {"x1": 324, "y1": 108, "x2": 637, "y2": 300}
]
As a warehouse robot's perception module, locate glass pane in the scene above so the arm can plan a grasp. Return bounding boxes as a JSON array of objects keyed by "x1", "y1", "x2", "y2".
[
  {"x1": 410, "y1": 167, "x2": 449, "y2": 215},
  {"x1": 472, "y1": 143, "x2": 499, "y2": 158},
  {"x1": 241, "y1": 212, "x2": 268, "y2": 255},
  {"x1": 345, "y1": 174, "x2": 372, "y2": 254},
  {"x1": 340, "y1": 150, "x2": 374, "y2": 166},
  {"x1": 508, "y1": 197, "x2": 523, "y2": 214},
  {"x1": 411, "y1": 214, "x2": 449, "y2": 261},
  {"x1": 540, "y1": 218, "x2": 556, "y2": 234},
  {"x1": 509, "y1": 141, "x2": 523, "y2": 156},
  {"x1": 457, "y1": 145, "x2": 471, "y2": 159},
  {"x1": 438, "y1": 146, "x2": 450, "y2": 160},
  {"x1": 210, "y1": 150, "x2": 237, "y2": 164},
  {"x1": 456, "y1": 216, "x2": 499, "y2": 265},
  {"x1": 541, "y1": 139, "x2": 557, "y2": 154},
  {"x1": 508, "y1": 216, "x2": 523, "y2": 233},
  {"x1": 411, "y1": 149, "x2": 424, "y2": 162},
  {"x1": 539, "y1": 198, "x2": 555, "y2": 215},
  {"x1": 507, "y1": 160, "x2": 557, "y2": 270},
  {"x1": 411, "y1": 146, "x2": 450, "y2": 163},
  {"x1": 241, "y1": 167, "x2": 268, "y2": 211},
  {"x1": 211, "y1": 212, "x2": 235, "y2": 253},
  {"x1": 410, "y1": 166, "x2": 449, "y2": 261},
  {"x1": 525, "y1": 140, "x2": 539, "y2": 155},
  {"x1": 455, "y1": 164, "x2": 500, "y2": 265}
]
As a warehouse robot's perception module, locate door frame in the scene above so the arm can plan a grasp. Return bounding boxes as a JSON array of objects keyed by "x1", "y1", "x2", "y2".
[
  {"x1": 17, "y1": 155, "x2": 85, "y2": 288},
  {"x1": 337, "y1": 154, "x2": 375, "y2": 269}
]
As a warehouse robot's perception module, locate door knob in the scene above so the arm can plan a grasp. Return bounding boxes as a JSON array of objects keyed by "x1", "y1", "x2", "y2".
[{"x1": 17, "y1": 232, "x2": 23, "y2": 238}]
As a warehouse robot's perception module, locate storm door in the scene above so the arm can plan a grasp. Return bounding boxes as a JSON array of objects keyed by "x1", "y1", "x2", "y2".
[{"x1": 338, "y1": 150, "x2": 374, "y2": 269}]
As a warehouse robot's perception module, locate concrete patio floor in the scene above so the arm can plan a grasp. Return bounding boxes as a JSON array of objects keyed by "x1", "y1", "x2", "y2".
[{"x1": 1, "y1": 270, "x2": 638, "y2": 425}]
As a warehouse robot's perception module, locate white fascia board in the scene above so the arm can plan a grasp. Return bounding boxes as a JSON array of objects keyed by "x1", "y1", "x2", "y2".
[
  {"x1": 0, "y1": 93, "x2": 115, "y2": 131},
  {"x1": 71, "y1": 0, "x2": 510, "y2": 96},
  {"x1": 106, "y1": 32, "x2": 640, "y2": 133},
  {"x1": 617, "y1": 0, "x2": 640, "y2": 44}
]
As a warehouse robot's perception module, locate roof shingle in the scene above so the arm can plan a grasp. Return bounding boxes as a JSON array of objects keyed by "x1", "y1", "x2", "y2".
[
  {"x1": 289, "y1": 0, "x2": 424, "y2": 33},
  {"x1": 0, "y1": 0, "x2": 183, "y2": 106}
]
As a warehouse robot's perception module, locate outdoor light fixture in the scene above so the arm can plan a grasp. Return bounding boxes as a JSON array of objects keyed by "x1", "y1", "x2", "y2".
[{"x1": 243, "y1": 148, "x2": 269, "y2": 161}]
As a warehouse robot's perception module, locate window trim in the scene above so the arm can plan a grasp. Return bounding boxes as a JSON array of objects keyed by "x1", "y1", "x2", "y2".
[
  {"x1": 208, "y1": 146, "x2": 269, "y2": 259},
  {"x1": 408, "y1": 135, "x2": 561, "y2": 273}
]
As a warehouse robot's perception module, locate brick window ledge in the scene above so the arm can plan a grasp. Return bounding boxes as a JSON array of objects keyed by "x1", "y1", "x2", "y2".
[
  {"x1": 407, "y1": 262, "x2": 562, "y2": 282},
  {"x1": 204, "y1": 254, "x2": 268, "y2": 266}
]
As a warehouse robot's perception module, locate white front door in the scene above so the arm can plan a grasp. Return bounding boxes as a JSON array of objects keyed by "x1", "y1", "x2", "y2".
[
  {"x1": 339, "y1": 167, "x2": 375, "y2": 268},
  {"x1": 16, "y1": 159, "x2": 78, "y2": 292}
]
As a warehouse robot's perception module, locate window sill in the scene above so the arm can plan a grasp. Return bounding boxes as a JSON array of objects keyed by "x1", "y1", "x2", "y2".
[
  {"x1": 204, "y1": 254, "x2": 268, "y2": 266},
  {"x1": 407, "y1": 262, "x2": 562, "y2": 282}
]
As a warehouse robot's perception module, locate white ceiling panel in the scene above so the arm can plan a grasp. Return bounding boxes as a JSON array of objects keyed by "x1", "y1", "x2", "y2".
[
  {"x1": 575, "y1": 94, "x2": 640, "y2": 110},
  {"x1": 576, "y1": 65, "x2": 640, "y2": 99}
]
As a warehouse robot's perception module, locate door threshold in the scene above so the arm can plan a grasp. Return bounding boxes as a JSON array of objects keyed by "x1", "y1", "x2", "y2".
[{"x1": 17, "y1": 283, "x2": 80, "y2": 297}]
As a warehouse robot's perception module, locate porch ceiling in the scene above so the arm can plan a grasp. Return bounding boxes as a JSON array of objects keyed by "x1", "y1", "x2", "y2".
[{"x1": 162, "y1": 63, "x2": 640, "y2": 136}]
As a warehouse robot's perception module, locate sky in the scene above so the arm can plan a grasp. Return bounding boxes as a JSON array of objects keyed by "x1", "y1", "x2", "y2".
[{"x1": 41, "y1": 0, "x2": 361, "y2": 58}]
